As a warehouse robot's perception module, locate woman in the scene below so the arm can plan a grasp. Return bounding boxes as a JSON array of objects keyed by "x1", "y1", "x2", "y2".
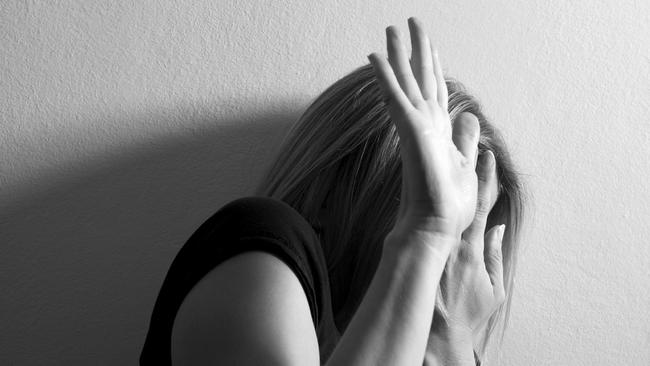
[{"x1": 141, "y1": 16, "x2": 526, "y2": 365}]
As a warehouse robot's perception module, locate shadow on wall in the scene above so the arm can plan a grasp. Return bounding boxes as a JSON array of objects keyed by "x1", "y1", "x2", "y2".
[{"x1": 0, "y1": 107, "x2": 298, "y2": 364}]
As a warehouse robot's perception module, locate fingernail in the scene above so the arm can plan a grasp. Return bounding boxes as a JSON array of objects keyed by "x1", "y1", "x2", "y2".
[
  {"x1": 387, "y1": 26, "x2": 398, "y2": 38},
  {"x1": 498, "y1": 224, "x2": 506, "y2": 240},
  {"x1": 482, "y1": 150, "x2": 494, "y2": 167}
]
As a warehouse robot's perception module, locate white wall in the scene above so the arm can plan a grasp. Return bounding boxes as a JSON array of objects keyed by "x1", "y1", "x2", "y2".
[{"x1": 1, "y1": 0, "x2": 648, "y2": 364}]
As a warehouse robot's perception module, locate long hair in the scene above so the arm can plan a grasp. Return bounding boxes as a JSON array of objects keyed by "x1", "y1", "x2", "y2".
[{"x1": 253, "y1": 63, "x2": 528, "y2": 362}]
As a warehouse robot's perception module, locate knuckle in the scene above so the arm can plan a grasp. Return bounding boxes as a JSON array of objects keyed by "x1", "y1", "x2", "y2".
[
  {"x1": 459, "y1": 246, "x2": 481, "y2": 265},
  {"x1": 412, "y1": 98, "x2": 428, "y2": 109},
  {"x1": 477, "y1": 168, "x2": 490, "y2": 184},
  {"x1": 418, "y1": 63, "x2": 433, "y2": 72},
  {"x1": 487, "y1": 249, "x2": 503, "y2": 264},
  {"x1": 456, "y1": 243, "x2": 472, "y2": 262},
  {"x1": 476, "y1": 196, "x2": 491, "y2": 216},
  {"x1": 394, "y1": 70, "x2": 413, "y2": 80}
]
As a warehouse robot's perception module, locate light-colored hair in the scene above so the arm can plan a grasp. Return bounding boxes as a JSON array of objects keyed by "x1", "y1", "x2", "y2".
[{"x1": 253, "y1": 63, "x2": 528, "y2": 361}]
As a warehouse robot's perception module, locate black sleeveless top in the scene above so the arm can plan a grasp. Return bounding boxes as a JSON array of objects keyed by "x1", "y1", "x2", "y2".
[{"x1": 140, "y1": 196, "x2": 341, "y2": 365}]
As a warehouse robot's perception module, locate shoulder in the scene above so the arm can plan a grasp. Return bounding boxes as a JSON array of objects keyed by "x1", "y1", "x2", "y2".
[
  {"x1": 168, "y1": 196, "x2": 327, "y2": 365},
  {"x1": 171, "y1": 250, "x2": 320, "y2": 365},
  {"x1": 210, "y1": 196, "x2": 319, "y2": 241},
  {"x1": 202, "y1": 196, "x2": 328, "y2": 302},
  {"x1": 211, "y1": 196, "x2": 329, "y2": 319}
]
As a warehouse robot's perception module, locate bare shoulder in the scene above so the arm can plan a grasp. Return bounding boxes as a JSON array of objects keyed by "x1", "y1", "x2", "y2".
[{"x1": 171, "y1": 251, "x2": 320, "y2": 366}]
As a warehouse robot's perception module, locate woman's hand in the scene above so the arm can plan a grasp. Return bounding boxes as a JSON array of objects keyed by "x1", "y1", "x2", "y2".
[
  {"x1": 368, "y1": 17, "x2": 480, "y2": 243},
  {"x1": 425, "y1": 149, "x2": 506, "y2": 365}
]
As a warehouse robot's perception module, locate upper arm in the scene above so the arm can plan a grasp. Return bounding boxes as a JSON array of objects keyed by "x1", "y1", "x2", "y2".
[{"x1": 171, "y1": 251, "x2": 320, "y2": 366}]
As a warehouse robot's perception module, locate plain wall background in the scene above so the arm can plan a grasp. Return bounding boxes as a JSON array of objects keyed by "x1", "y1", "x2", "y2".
[{"x1": 1, "y1": 0, "x2": 648, "y2": 364}]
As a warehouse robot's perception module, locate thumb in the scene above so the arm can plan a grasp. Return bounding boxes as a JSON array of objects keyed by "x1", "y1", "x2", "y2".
[{"x1": 484, "y1": 224, "x2": 506, "y2": 303}]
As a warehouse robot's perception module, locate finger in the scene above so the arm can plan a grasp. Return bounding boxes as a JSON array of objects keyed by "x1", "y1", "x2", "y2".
[
  {"x1": 368, "y1": 53, "x2": 417, "y2": 221},
  {"x1": 368, "y1": 53, "x2": 414, "y2": 116},
  {"x1": 386, "y1": 25, "x2": 424, "y2": 103},
  {"x1": 451, "y1": 112, "x2": 480, "y2": 166},
  {"x1": 484, "y1": 224, "x2": 506, "y2": 303},
  {"x1": 462, "y1": 150, "x2": 498, "y2": 254},
  {"x1": 432, "y1": 45, "x2": 449, "y2": 112},
  {"x1": 407, "y1": 17, "x2": 436, "y2": 100}
]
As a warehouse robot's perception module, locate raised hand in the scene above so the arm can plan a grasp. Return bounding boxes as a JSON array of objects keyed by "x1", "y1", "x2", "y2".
[{"x1": 368, "y1": 17, "x2": 480, "y2": 244}]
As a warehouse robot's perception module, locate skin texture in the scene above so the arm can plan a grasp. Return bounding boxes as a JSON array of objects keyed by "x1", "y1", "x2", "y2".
[
  {"x1": 172, "y1": 16, "x2": 506, "y2": 366},
  {"x1": 370, "y1": 17, "x2": 506, "y2": 365},
  {"x1": 171, "y1": 252, "x2": 320, "y2": 366},
  {"x1": 426, "y1": 148, "x2": 506, "y2": 366},
  {"x1": 446, "y1": 148, "x2": 505, "y2": 334},
  {"x1": 368, "y1": 19, "x2": 479, "y2": 243}
]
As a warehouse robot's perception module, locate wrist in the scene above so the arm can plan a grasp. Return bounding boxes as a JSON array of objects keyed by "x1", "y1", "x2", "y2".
[
  {"x1": 431, "y1": 324, "x2": 473, "y2": 344},
  {"x1": 427, "y1": 324, "x2": 475, "y2": 365},
  {"x1": 397, "y1": 212, "x2": 464, "y2": 241},
  {"x1": 386, "y1": 223, "x2": 458, "y2": 256}
]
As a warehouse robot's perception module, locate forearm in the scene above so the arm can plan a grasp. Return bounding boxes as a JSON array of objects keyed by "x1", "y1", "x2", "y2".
[{"x1": 325, "y1": 231, "x2": 454, "y2": 366}]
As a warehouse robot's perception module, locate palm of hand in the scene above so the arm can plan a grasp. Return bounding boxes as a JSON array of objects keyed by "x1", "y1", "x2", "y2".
[
  {"x1": 399, "y1": 103, "x2": 479, "y2": 237},
  {"x1": 367, "y1": 18, "x2": 481, "y2": 240}
]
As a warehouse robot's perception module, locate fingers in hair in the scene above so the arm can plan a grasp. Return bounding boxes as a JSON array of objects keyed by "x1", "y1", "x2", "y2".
[
  {"x1": 462, "y1": 150, "x2": 498, "y2": 256},
  {"x1": 484, "y1": 224, "x2": 506, "y2": 303}
]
